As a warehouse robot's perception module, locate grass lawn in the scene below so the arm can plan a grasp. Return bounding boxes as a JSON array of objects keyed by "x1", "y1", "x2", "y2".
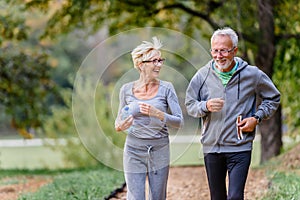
[
  {"x1": 0, "y1": 166, "x2": 125, "y2": 200},
  {"x1": 0, "y1": 146, "x2": 66, "y2": 170},
  {"x1": 0, "y1": 138, "x2": 261, "y2": 170},
  {"x1": 20, "y1": 167, "x2": 124, "y2": 200},
  {"x1": 262, "y1": 171, "x2": 300, "y2": 200},
  {"x1": 170, "y1": 137, "x2": 261, "y2": 167}
]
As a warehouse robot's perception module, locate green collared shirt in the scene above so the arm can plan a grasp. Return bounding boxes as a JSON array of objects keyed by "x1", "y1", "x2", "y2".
[{"x1": 213, "y1": 62, "x2": 238, "y2": 86}]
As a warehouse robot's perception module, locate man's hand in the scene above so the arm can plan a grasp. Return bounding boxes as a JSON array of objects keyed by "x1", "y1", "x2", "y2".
[
  {"x1": 206, "y1": 98, "x2": 225, "y2": 112},
  {"x1": 237, "y1": 117, "x2": 258, "y2": 132}
]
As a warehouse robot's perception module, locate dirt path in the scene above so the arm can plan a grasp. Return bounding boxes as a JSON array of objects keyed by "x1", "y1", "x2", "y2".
[
  {"x1": 2, "y1": 143, "x2": 300, "y2": 200},
  {"x1": 110, "y1": 166, "x2": 268, "y2": 200},
  {"x1": 0, "y1": 167, "x2": 268, "y2": 200},
  {"x1": 107, "y1": 143, "x2": 300, "y2": 200},
  {"x1": 0, "y1": 176, "x2": 50, "y2": 200}
]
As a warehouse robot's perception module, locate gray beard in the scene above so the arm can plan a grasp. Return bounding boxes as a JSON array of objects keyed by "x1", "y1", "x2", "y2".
[{"x1": 215, "y1": 59, "x2": 234, "y2": 71}]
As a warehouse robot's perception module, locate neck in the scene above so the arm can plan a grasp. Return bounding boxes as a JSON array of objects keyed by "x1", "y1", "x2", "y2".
[
  {"x1": 138, "y1": 73, "x2": 158, "y2": 84},
  {"x1": 135, "y1": 77, "x2": 158, "y2": 90}
]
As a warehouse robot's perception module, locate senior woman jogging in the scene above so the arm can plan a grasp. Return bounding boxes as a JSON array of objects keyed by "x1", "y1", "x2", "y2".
[{"x1": 115, "y1": 37, "x2": 183, "y2": 200}]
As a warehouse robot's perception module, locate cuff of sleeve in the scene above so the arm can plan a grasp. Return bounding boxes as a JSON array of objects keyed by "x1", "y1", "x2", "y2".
[
  {"x1": 201, "y1": 101, "x2": 209, "y2": 113},
  {"x1": 254, "y1": 111, "x2": 264, "y2": 120},
  {"x1": 163, "y1": 113, "x2": 167, "y2": 123}
]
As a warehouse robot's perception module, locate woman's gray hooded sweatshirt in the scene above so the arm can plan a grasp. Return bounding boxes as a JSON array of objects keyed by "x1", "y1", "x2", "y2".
[{"x1": 185, "y1": 57, "x2": 280, "y2": 153}]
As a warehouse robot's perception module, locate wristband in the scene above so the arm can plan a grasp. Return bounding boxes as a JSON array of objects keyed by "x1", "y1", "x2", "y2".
[{"x1": 253, "y1": 115, "x2": 262, "y2": 124}]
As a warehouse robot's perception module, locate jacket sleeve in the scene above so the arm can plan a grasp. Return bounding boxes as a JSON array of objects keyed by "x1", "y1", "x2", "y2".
[
  {"x1": 185, "y1": 70, "x2": 209, "y2": 118},
  {"x1": 255, "y1": 71, "x2": 281, "y2": 120}
]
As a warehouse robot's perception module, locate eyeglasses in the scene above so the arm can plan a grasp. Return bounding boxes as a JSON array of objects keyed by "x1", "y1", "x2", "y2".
[
  {"x1": 142, "y1": 58, "x2": 165, "y2": 66},
  {"x1": 210, "y1": 47, "x2": 236, "y2": 56}
]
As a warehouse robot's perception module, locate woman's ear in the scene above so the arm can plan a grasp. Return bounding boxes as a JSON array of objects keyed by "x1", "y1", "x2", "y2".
[{"x1": 138, "y1": 63, "x2": 144, "y2": 71}]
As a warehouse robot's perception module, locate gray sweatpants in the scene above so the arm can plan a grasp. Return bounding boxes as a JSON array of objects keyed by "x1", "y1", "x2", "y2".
[{"x1": 124, "y1": 134, "x2": 170, "y2": 200}]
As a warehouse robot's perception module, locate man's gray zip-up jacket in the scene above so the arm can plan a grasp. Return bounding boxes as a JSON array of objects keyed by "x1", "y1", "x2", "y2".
[{"x1": 185, "y1": 57, "x2": 281, "y2": 153}]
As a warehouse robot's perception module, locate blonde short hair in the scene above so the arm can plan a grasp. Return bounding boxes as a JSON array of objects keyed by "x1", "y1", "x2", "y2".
[{"x1": 131, "y1": 37, "x2": 163, "y2": 69}]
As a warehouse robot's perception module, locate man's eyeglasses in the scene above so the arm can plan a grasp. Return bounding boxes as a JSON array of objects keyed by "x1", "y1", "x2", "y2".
[
  {"x1": 210, "y1": 47, "x2": 236, "y2": 56},
  {"x1": 142, "y1": 58, "x2": 165, "y2": 66}
]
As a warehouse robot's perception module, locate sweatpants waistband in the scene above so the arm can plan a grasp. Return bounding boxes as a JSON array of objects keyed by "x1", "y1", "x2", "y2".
[{"x1": 126, "y1": 134, "x2": 169, "y2": 147}]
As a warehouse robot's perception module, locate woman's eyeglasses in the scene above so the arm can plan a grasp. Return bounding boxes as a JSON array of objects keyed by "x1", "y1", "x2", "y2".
[{"x1": 142, "y1": 58, "x2": 165, "y2": 66}]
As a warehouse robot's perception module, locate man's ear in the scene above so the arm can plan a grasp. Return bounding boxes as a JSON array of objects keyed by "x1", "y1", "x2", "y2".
[{"x1": 234, "y1": 47, "x2": 238, "y2": 55}]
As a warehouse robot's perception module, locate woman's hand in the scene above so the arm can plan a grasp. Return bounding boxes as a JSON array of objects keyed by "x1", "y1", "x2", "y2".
[
  {"x1": 138, "y1": 102, "x2": 164, "y2": 121},
  {"x1": 115, "y1": 115, "x2": 134, "y2": 132}
]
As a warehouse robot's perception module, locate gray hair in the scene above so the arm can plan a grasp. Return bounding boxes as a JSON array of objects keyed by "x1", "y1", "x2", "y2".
[
  {"x1": 131, "y1": 36, "x2": 163, "y2": 69},
  {"x1": 211, "y1": 27, "x2": 238, "y2": 47}
]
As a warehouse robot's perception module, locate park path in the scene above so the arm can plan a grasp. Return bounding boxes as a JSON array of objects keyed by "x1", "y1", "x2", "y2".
[
  {"x1": 110, "y1": 166, "x2": 268, "y2": 200},
  {"x1": 0, "y1": 176, "x2": 51, "y2": 200}
]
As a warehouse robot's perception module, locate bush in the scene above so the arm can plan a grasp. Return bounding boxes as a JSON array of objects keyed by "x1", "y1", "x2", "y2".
[
  {"x1": 42, "y1": 80, "x2": 125, "y2": 168},
  {"x1": 263, "y1": 172, "x2": 300, "y2": 200},
  {"x1": 19, "y1": 166, "x2": 125, "y2": 200}
]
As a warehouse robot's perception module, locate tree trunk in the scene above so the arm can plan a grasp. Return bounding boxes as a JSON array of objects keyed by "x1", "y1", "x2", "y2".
[
  {"x1": 259, "y1": 105, "x2": 282, "y2": 162},
  {"x1": 256, "y1": 0, "x2": 282, "y2": 163}
]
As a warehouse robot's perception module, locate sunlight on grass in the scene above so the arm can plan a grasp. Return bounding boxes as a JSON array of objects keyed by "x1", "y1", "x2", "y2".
[
  {"x1": 262, "y1": 172, "x2": 300, "y2": 199},
  {"x1": 18, "y1": 167, "x2": 124, "y2": 200},
  {"x1": 0, "y1": 146, "x2": 66, "y2": 170}
]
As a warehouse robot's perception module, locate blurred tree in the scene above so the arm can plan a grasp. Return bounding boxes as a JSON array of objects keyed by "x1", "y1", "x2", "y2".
[
  {"x1": 0, "y1": 1, "x2": 28, "y2": 43},
  {"x1": 0, "y1": 2, "x2": 90, "y2": 139},
  {"x1": 273, "y1": 38, "x2": 300, "y2": 134},
  {"x1": 22, "y1": 0, "x2": 300, "y2": 162},
  {"x1": 42, "y1": 88, "x2": 99, "y2": 167},
  {"x1": 273, "y1": 0, "x2": 300, "y2": 136},
  {"x1": 0, "y1": 47, "x2": 56, "y2": 138},
  {"x1": 42, "y1": 80, "x2": 125, "y2": 168},
  {"x1": 0, "y1": 2, "x2": 60, "y2": 138}
]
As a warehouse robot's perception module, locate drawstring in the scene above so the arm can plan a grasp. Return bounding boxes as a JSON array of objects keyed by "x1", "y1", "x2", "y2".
[
  {"x1": 237, "y1": 73, "x2": 240, "y2": 100},
  {"x1": 198, "y1": 67, "x2": 211, "y2": 101},
  {"x1": 147, "y1": 145, "x2": 157, "y2": 174}
]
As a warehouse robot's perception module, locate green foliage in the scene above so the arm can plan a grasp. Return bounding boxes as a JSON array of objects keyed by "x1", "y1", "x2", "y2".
[
  {"x1": 49, "y1": 33, "x2": 90, "y2": 88},
  {"x1": 272, "y1": 0, "x2": 300, "y2": 136},
  {"x1": 273, "y1": 38, "x2": 300, "y2": 135},
  {"x1": 7, "y1": 0, "x2": 300, "y2": 127},
  {"x1": 0, "y1": 1, "x2": 62, "y2": 133},
  {"x1": 0, "y1": 2, "x2": 28, "y2": 43},
  {"x1": 0, "y1": 46, "x2": 56, "y2": 129},
  {"x1": 95, "y1": 83, "x2": 126, "y2": 148},
  {"x1": 18, "y1": 166, "x2": 124, "y2": 200},
  {"x1": 274, "y1": 0, "x2": 300, "y2": 36},
  {"x1": 42, "y1": 79, "x2": 125, "y2": 168},
  {"x1": 6, "y1": 0, "x2": 300, "y2": 156},
  {"x1": 22, "y1": 0, "x2": 260, "y2": 53},
  {"x1": 23, "y1": 0, "x2": 219, "y2": 38},
  {"x1": 43, "y1": 90, "x2": 75, "y2": 138},
  {"x1": 41, "y1": 88, "x2": 98, "y2": 168},
  {"x1": 263, "y1": 172, "x2": 300, "y2": 200},
  {"x1": 24, "y1": 0, "x2": 109, "y2": 39},
  {"x1": 72, "y1": 77, "x2": 125, "y2": 169}
]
